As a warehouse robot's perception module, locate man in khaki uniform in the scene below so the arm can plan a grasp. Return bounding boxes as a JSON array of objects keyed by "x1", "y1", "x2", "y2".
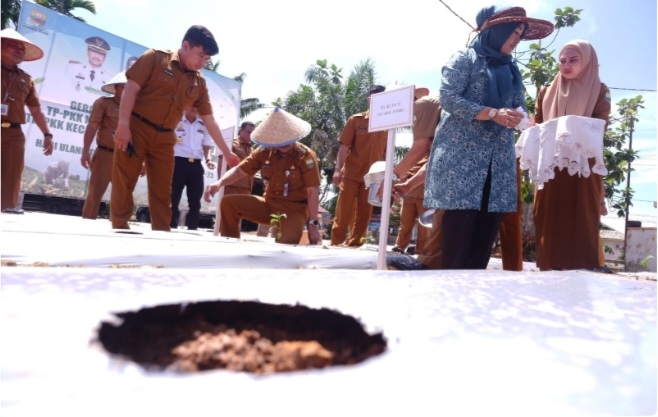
[
  {"x1": 204, "y1": 108, "x2": 322, "y2": 245},
  {"x1": 0, "y1": 29, "x2": 53, "y2": 213},
  {"x1": 81, "y1": 72, "x2": 126, "y2": 219},
  {"x1": 330, "y1": 85, "x2": 388, "y2": 247},
  {"x1": 391, "y1": 89, "x2": 441, "y2": 256},
  {"x1": 223, "y1": 121, "x2": 255, "y2": 196},
  {"x1": 111, "y1": 25, "x2": 239, "y2": 231}
]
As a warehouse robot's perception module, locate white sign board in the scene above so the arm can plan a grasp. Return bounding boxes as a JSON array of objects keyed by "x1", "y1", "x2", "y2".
[{"x1": 368, "y1": 85, "x2": 415, "y2": 132}]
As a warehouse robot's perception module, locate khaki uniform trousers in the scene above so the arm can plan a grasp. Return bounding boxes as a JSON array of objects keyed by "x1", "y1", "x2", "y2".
[
  {"x1": 499, "y1": 162, "x2": 523, "y2": 271},
  {"x1": 1, "y1": 128, "x2": 25, "y2": 211},
  {"x1": 111, "y1": 118, "x2": 176, "y2": 230},
  {"x1": 82, "y1": 147, "x2": 113, "y2": 219},
  {"x1": 220, "y1": 195, "x2": 308, "y2": 244},
  {"x1": 224, "y1": 185, "x2": 251, "y2": 196},
  {"x1": 417, "y1": 209, "x2": 444, "y2": 269},
  {"x1": 221, "y1": 186, "x2": 252, "y2": 233},
  {"x1": 331, "y1": 177, "x2": 372, "y2": 246},
  {"x1": 395, "y1": 195, "x2": 430, "y2": 254}
]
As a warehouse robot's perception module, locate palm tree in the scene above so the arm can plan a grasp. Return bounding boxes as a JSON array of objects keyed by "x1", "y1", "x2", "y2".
[
  {"x1": 283, "y1": 58, "x2": 380, "y2": 203},
  {"x1": 35, "y1": 0, "x2": 96, "y2": 22},
  {"x1": 204, "y1": 58, "x2": 220, "y2": 72},
  {"x1": 1, "y1": 0, "x2": 21, "y2": 29},
  {"x1": 240, "y1": 98, "x2": 264, "y2": 118}
]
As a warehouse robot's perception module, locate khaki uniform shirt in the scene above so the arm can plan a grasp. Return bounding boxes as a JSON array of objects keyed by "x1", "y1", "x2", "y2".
[
  {"x1": 230, "y1": 137, "x2": 254, "y2": 192},
  {"x1": 239, "y1": 142, "x2": 320, "y2": 203},
  {"x1": 1, "y1": 65, "x2": 40, "y2": 124},
  {"x1": 406, "y1": 96, "x2": 442, "y2": 198},
  {"x1": 339, "y1": 111, "x2": 388, "y2": 182},
  {"x1": 127, "y1": 49, "x2": 211, "y2": 130},
  {"x1": 89, "y1": 95, "x2": 120, "y2": 149}
]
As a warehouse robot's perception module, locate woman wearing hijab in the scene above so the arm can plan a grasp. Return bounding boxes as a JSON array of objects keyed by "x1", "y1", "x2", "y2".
[
  {"x1": 424, "y1": 6, "x2": 553, "y2": 269},
  {"x1": 533, "y1": 40, "x2": 611, "y2": 271}
]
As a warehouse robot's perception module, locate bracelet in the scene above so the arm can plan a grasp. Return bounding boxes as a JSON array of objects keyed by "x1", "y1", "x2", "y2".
[
  {"x1": 205, "y1": 158, "x2": 211, "y2": 164},
  {"x1": 44, "y1": 133, "x2": 53, "y2": 138}
]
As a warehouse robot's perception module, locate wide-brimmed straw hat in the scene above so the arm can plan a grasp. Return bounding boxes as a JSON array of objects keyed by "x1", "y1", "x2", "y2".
[
  {"x1": 415, "y1": 87, "x2": 430, "y2": 99},
  {"x1": 478, "y1": 7, "x2": 554, "y2": 40},
  {"x1": 0, "y1": 28, "x2": 44, "y2": 61},
  {"x1": 101, "y1": 72, "x2": 127, "y2": 94},
  {"x1": 251, "y1": 107, "x2": 311, "y2": 147}
]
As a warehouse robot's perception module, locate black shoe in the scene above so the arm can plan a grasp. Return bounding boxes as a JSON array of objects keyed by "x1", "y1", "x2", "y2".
[
  {"x1": 391, "y1": 246, "x2": 404, "y2": 253},
  {"x1": 2, "y1": 208, "x2": 24, "y2": 214},
  {"x1": 589, "y1": 266, "x2": 614, "y2": 274},
  {"x1": 406, "y1": 246, "x2": 416, "y2": 255},
  {"x1": 386, "y1": 254, "x2": 425, "y2": 270}
]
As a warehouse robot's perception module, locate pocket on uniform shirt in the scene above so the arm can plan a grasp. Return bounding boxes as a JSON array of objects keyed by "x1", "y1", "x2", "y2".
[
  {"x1": 288, "y1": 170, "x2": 303, "y2": 190},
  {"x1": 157, "y1": 70, "x2": 175, "y2": 86},
  {"x1": 261, "y1": 165, "x2": 273, "y2": 180},
  {"x1": 17, "y1": 78, "x2": 31, "y2": 98}
]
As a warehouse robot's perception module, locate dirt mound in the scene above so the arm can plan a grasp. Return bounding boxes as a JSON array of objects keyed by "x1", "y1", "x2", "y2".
[{"x1": 97, "y1": 300, "x2": 386, "y2": 374}]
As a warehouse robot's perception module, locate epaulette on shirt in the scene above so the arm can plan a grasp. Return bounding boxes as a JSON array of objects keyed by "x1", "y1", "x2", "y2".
[
  {"x1": 292, "y1": 142, "x2": 308, "y2": 155},
  {"x1": 68, "y1": 60, "x2": 81, "y2": 64}
]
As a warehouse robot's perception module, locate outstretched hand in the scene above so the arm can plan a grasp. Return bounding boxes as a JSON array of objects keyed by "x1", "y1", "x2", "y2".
[{"x1": 204, "y1": 182, "x2": 221, "y2": 203}]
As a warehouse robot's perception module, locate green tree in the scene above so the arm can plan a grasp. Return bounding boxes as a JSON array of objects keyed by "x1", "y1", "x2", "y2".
[
  {"x1": 604, "y1": 96, "x2": 644, "y2": 219},
  {"x1": 35, "y1": 0, "x2": 96, "y2": 22},
  {"x1": 204, "y1": 58, "x2": 220, "y2": 72},
  {"x1": 1, "y1": 0, "x2": 21, "y2": 29}
]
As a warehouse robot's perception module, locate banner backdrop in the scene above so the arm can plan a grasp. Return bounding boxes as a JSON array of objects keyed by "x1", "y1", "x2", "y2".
[{"x1": 16, "y1": 1, "x2": 241, "y2": 214}]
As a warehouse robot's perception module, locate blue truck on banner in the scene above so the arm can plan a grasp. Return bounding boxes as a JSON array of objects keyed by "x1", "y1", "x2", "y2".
[{"x1": 15, "y1": 1, "x2": 241, "y2": 223}]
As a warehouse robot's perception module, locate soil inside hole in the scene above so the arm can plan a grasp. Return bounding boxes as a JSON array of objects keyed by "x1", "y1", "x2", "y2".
[{"x1": 97, "y1": 300, "x2": 387, "y2": 374}]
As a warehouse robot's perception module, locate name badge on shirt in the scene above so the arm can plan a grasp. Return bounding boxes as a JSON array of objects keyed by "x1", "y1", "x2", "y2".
[
  {"x1": 163, "y1": 69, "x2": 175, "y2": 77},
  {"x1": 1, "y1": 103, "x2": 8, "y2": 116}
]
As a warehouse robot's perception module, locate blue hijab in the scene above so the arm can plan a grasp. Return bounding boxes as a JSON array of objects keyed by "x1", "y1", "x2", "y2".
[{"x1": 470, "y1": 6, "x2": 526, "y2": 108}]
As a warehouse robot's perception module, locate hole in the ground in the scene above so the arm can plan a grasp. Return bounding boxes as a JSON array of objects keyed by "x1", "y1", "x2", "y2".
[{"x1": 97, "y1": 300, "x2": 387, "y2": 374}]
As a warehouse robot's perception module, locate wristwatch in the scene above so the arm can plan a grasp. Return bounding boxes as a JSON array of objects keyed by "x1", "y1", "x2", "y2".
[
  {"x1": 307, "y1": 219, "x2": 319, "y2": 226},
  {"x1": 488, "y1": 108, "x2": 498, "y2": 120}
]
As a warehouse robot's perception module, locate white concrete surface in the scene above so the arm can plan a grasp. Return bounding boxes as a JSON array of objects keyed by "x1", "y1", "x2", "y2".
[{"x1": 1, "y1": 212, "x2": 656, "y2": 417}]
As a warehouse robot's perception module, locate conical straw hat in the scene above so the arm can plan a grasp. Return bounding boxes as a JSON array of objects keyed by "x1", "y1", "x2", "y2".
[
  {"x1": 251, "y1": 107, "x2": 311, "y2": 147},
  {"x1": 101, "y1": 72, "x2": 127, "y2": 94},
  {"x1": 0, "y1": 28, "x2": 44, "y2": 61}
]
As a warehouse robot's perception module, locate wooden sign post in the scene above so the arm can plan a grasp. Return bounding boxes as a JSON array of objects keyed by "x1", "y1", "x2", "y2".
[{"x1": 368, "y1": 85, "x2": 415, "y2": 269}]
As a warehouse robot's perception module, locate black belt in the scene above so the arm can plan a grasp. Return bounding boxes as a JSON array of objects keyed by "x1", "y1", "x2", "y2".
[
  {"x1": 96, "y1": 144, "x2": 114, "y2": 153},
  {"x1": 1, "y1": 122, "x2": 21, "y2": 129},
  {"x1": 131, "y1": 112, "x2": 173, "y2": 132},
  {"x1": 175, "y1": 156, "x2": 201, "y2": 163}
]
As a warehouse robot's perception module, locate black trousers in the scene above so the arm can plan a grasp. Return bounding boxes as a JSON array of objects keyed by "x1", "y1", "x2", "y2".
[
  {"x1": 440, "y1": 170, "x2": 504, "y2": 270},
  {"x1": 170, "y1": 157, "x2": 205, "y2": 229}
]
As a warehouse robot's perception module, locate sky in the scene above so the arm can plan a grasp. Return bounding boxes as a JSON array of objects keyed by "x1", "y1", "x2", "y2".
[{"x1": 67, "y1": 0, "x2": 657, "y2": 226}]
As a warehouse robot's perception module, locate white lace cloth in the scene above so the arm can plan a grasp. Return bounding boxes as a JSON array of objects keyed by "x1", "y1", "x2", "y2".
[{"x1": 515, "y1": 115, "x2": 607, "y2": 190}]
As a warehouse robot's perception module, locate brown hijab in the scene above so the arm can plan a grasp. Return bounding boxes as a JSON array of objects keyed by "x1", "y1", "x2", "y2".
[{"x1": 542, "y1": 40, "x2": 602, "y2": 120}]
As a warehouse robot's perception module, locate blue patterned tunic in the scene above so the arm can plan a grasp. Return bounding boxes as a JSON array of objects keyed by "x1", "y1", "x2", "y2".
[{"x1": 425, "y1": 48, "x2": 524, "y2": 212}]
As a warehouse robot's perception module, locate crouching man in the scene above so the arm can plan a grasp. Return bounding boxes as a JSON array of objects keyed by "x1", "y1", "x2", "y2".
[{"x1": 204, "y1": 108, "x2": 321, "y2": 244}]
